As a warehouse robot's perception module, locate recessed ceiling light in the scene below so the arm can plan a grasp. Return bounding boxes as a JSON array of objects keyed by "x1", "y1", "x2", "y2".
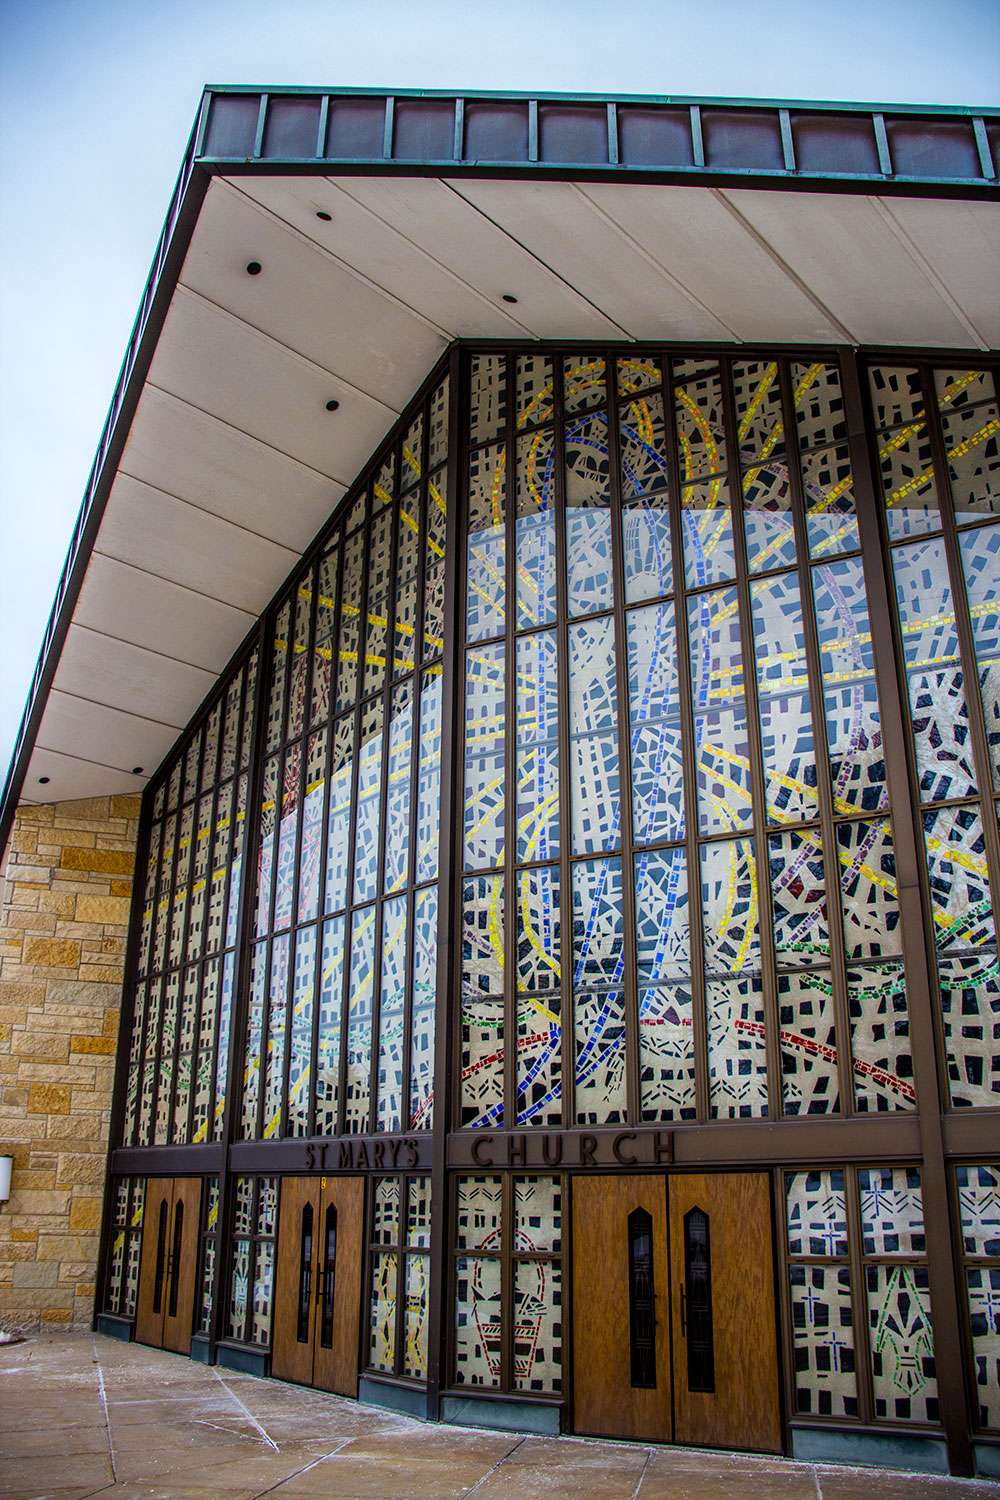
[
  {"x1": 326, "y1": 399, "x2": 340, "y2": 412},
  {"x1": 246, "y1": 260, "x2": 262, "y2": 276},
  {"x1": 502, "y1": 293, "x2": 518, "y2": 304},
  {"x1": 132, "y1": 766, "x2": 144, "y2": 775},
  {"x1": 316, "y1": 210, "x2": 332, "y2": 222},
  {"x1": 38, "y1": 776, "x2": 50, "y2": 785}
]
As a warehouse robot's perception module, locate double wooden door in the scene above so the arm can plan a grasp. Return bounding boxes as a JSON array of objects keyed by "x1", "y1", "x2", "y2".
[
  {"x1": 573, "y1": 1172, "x2": 781, "y2": 1453},
  {"x1": 272, "y1": 1176, "x2": 363, "y2": 1397},
  {"x1": 135, "y1": 1176, "x2": 202, "y2": 1353}
]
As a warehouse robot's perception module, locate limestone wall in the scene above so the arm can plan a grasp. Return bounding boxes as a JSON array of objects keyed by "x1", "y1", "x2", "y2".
[{"x1": 0, "y1": 794, "x2": 140, "y2": 1331}]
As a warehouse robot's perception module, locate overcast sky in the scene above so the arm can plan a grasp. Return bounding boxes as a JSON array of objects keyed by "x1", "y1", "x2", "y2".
[{"x1": 2, "y1": 0, "x2": 998, "y2": 786}]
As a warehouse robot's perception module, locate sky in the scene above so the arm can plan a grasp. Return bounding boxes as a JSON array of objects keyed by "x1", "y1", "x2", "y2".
[{"x1": 1, "y1": 0, "x2": 998, "y2": 787}]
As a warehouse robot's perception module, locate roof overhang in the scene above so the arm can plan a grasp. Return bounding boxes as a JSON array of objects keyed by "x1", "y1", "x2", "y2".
[{"x1": 3, "y1": 87, "x2": 999, "y2": 848}]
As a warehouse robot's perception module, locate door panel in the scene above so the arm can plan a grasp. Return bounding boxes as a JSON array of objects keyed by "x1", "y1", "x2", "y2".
[
  {"x1": 669, "y1": 1173, "x2": 782, "y2": 1453},
  {"x1": 135, "y1": 1177, "x2": 172, "y2": 1347},
  {"x1": 572, "y1": 1175, "x2": 671, "y2": 1441},
  {"x1": 313, "y1": 1177, "x2": 363, "y2": 1397},
  {"x1": 161, "y1": 1177, "x2": 202, "y2": 1354},
  {"x1": 272, "y1": 1177, "x2": 322, "y2": 1386}
]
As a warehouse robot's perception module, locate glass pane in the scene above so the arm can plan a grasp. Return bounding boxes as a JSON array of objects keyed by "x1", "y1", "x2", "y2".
[
  {"x1": 627, "y1": 602, "x2": 684, "y2": 845},
  {"x1": 751, "y1": 572, "x2": 818, "y2": 821},
  {"x1": 455, "y1": 1256, "x2": 502, "y2": 1387},
  {"x1": 463, "y1": 643, "x2": 505, "y2": 871},
  {"x1": 812, "y1": 556, "x2": 888, "y2": 813},
  {"x1": 352, "y1": 700, "x2": 384, "y2": 907},
  {"x1": 324, "y1": 715, "x2": 354, "y2": 913},
  {"x1": 639, "y1": 982, "x2": 695, "y2": 1121},
  {"x1": 383, "y1": 683, "x2": 413, "y2": 895},
  {"x1": 683, "y1": 479, "x2": 735, "y2": 590},
  {"x1": 409, "y1": 886, "x2": 438, "y2": 1131},
  {"x1": 315, "y1": 916, "x2": 345, "y2": 1134},
  {"x1": 966, "y1": 1266, "x2": 1000, "y2": 1429},
  {"x1": 514, "y1": 1260, "x2": 562, "y2": 1393},
  {"x1": 675, "y1": 366, "x2": 726, "y2": 483},
  {"x1": 403, "y1": 1253, "x2": 430, "y2": 1379},
  {"x1": 470, "y1": 354, "x2": 507, "y2": 445},
  {"x1": 688, "y1": 588, "x2": 751, "y2": 835},
  {"x1": 790, "y1": 1263, "x2": 857, "y2": 1417},
  {"x1": 375, "y1": 896, "x2": 407, "y2": 1133},
  {"x1": 959, "y1": 523, "x2": 1000, "y2": 788},
  {"x1": 786, "y1": 1169, "x2": 848, "y2": 1257},
  {"x1": 517, "y1": 631, "x2": 560, "y2": 864},
  {"x1": 515, "y1": 428, "x2": 557, "y2": 628},
  {"x1": 368, "y1": 1251, "x2": 397, "y2": 1372},
  {"x1": 467, "y1": 441, "x2": 506, "y2": 642},
  {"x1": 838, "y1": 819, "x2": 902, "y2": 959},
  {"x1": 858, "y1": 1167, "x2": 925, "y2": 1256},
  {"x1": 793, "y1": 362, "x2": 847, "y2": 452},
  {"x1": 573, "y1": 856, "x2": 626, "y2": 1124},
  {"x1": 956, "y1": 1164, "x2": 1000, "y2": 1255},
  {"x1": 416, "y1": 668, "x2": 443, "y2": 883},
  {"x1": 779, "y1": 970, "x2": 839, "y2": 1116},
  {"x1": 769, "y1": 829, "x2": 829, "y2": 967},
  {"x1": 569, "y1": 616, "x2": 620, "y2": 855},
  {"x1": 344, "y1": 906, "x2": 376, "y2": 1132},
  {"x1": 287, "y1": 925, "x2": 316, "y2": 1137},
  {"x1": 707, "y1": 976, "x2": 768, "y2": 1118},
  {"x1": 565, "y1": 411, "x2": 613, "y2": 617},
  {"x1": 620, "y1": 392, "x2": 672, "y2": 603},
  {"x1": 866, "y1": 1263, "x2": 937, "y2": 1424},
  {"x1": 514, "y1": 1177, "x2": 562, "y2": 1252},
  {"x1": 848, "y1": 963, "x2": 915, "y2": 1112}
]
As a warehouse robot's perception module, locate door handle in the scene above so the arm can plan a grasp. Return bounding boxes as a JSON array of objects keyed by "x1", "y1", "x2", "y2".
[{"x1": 680, "y1": 1282, "x2": 687, "y2": 1337}]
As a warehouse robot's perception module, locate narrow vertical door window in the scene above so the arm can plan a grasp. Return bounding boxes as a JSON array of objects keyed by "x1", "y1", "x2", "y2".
[
  {"x1": 320, "y1": 1205, "x2": 337, "y2": 1349},
  {"x1": 168, "y1": 1201, "x2": 184, "y2": 1317},
  {"x1": 628, "y1": 1208, "x2": 656, "y2": 1387},
  {"x1": 152, "y1": 1199, "x2": 168, "y2": 1315},
  {"x1": 684, "y1": 1207, "x2": 715, "y2": 1392},
  {"x1": 297, "y1": 1202, "x2": 314, "y2": 1344}
]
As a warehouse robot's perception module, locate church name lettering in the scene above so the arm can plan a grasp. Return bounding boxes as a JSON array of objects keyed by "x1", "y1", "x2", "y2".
[{"x1": 448, "y1": 1130, "x2": 674, "y2": 1169}]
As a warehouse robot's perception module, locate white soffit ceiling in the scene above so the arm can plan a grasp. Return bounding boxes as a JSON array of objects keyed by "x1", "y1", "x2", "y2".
[{"x1": 24, "y1": 173, "x2": 999, "y2": 805}]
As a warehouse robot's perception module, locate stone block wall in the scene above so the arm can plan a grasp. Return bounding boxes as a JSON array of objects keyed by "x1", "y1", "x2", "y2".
[{"x1": 0, "y1": 794, "x2": 141, "y2": 1331}]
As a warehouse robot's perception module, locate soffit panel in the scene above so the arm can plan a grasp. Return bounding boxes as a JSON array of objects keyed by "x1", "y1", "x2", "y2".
[
  {"x1": 234, "y1": 175, "x2": 532, "y2": 337},
  {"x1": 331, "y1": 176, "x2": 626, "y2": 339},
  {"x1": 179, "y1": 179, "x2": 449, "y2": 409},
  {"x1": 451, "y1": 179, "x2": 740, "y2": 342},
  {"x1": 725, "y1": 189, "x2": 983, "y2": 346},
  {"x1": 146, "y1": 286, "x2": 397, "y2": 481},
  {"x1": 100, "y1": 473, "x2": 300, "y2": 617},
  {"x1": 577, "y1": 182, "x2": 845, "y2": 343},
  {"x1": 74, "y1": 553, "x2": 255, "y2": 675},
  {"x1": 52, "y1": 624, "x2": 216, "y2": 728},
  {"x1": 120, "y1": 384, "x2": 341, "y2": 553},
  {"x1": 24, "y1": 745, "x2": 150, "y2": 801},
  {"x1": 879, "y1": 197, "x2": 1000, "y2": 348},
  {"x1": 36, "y1": 690, "x2": 175, "y2": 779}
]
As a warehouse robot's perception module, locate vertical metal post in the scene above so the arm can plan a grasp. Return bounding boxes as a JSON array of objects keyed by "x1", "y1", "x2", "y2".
[
  {"x1": 841, "y1": 349, "x2": 974, "y2": 1476},
  {"x1": 426, "y1": 343, "x2": 464, "y2": 1418}
]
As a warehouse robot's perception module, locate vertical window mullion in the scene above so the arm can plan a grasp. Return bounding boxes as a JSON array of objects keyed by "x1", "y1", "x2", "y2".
[
  {"x1": 778, "y1": 360, "x2": 855, "y2": 1118},
  {"x1": 212, "y1": 656, "x2": 250, "y2": 1139},
  {"x1": 186, "y1": 707, "x2": 222, "y2": 1146},
  {"x1": 551, "y1": 359, "x2": 576, "y2": 1129},
  {"x1": 309, "y1": 536, "x2": 346, "y2": 1140},
  {"x1": 603, "y1": 351, "x2": 642, "y2": 1124},
  {"x1": 281, "y1": 561, "x2": 321, "y2": 1139},
  {"x1": 718, "y1": 356, "x2": 783, "y2": 1118},
  {"x1": 337, "y1": 492, "x2": 373, "y2": 1137},
  {"x1": 500, "y1": 1170, "x2": 513, "y2": 1391},
  {"x1": 369, "y1": 443, "x2": 404, "y2": 1134},
  {"x1": 393, "y1": 1176, "x2": 409, "y2": 1376},
  {"x1": 845, "y1": 1164, "x2": 875, "y2": 1425},
  {"x1": 257, "y1": 615, "x2": 296, "y2": 1143},
  {"x1": 661, "y1": 353, "x2": 710, "y2": 1122},
  {"x1": 401, "y1": 401, "x2": 433, "y2": 1133},
  {"x1": 503, "y1": 356, "x2": 518, "y2": 1130}
]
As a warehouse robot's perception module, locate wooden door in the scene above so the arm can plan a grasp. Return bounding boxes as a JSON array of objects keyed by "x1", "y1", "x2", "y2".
[
  {"x1": 160, "y1": 1177, "x2": 201, "y2": 1354},
  {"x1": 572, "y1": 1175, "x2": 671, "y2": 1441},
  {"x1": 135, "y1": 1177, "x2": 173, "y2": 1347},
  {"x1": 668, "y1": 1173, "x2": 782, "y2": 1453},
  {"x1": 272, "y1": 1177, "x2": 322, "y2": 1386},
  {"x1": 312, "y1": 1177, "x2": 364, "y2": 1397}
]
